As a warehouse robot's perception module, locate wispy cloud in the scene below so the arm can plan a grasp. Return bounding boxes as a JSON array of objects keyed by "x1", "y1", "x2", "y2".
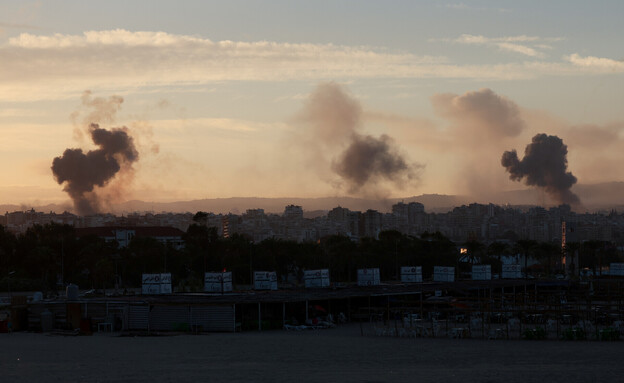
[
  {"x1": 448, "y1": 34, "x2": 563, "y2": 58},
  {"x1": 443, "y1": 3, "x2": 512, "y2": 13},
  {"x1": 0, "y1": 108, "x2": 45, "y2": 118},
  {"x1": 496, "y1": 42, "x2": 541, "y2": 57},
  {"x1": 150, "y1": 118, "x2": 287, "y2": 134},
  {"x1": 566, "y1": 53, "x2": 624, "y2": 72},
  {"x1": 1, "y1": 29, "x2": 448, "y2": 101},
  {"x1": 0, "y1": 21, "x2": 42, "y2": 30},
  {"x1": 445, "y1": 3, "x2": 469, "y2": 10},
  {"x1": 0, "y1": 30, "x2": 619, "y2": 102}
]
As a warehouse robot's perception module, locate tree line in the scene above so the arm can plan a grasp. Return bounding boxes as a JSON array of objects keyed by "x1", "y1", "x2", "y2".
[{"x1": 0, "y1": 221, "x2": 621, "y2": 293}]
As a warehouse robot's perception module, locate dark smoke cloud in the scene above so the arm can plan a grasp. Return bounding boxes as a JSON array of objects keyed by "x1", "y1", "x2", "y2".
[
  {"x1": 333, "y1": 134, "x2": 415, "y2": 193},
  {"x1": 501, "y1": 133, "x2": 580, "y2": 205},
  {"x1": 51, "y1": 123, "x2": 138, "y2": 215},
  {"x1": 297, "y1": 82, "x2": 420, "y2": 194}
]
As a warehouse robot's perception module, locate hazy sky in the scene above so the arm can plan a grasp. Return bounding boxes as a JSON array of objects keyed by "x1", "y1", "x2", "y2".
[{"x1": 1, "y1": 0, "x2": 623, "y2": 209}]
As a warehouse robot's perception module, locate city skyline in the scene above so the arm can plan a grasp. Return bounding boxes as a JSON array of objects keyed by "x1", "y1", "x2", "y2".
[
  {"x1": 1, "y1": 1, "x2": 623, "y2": 211},
  {"x1": 3, "y1": 200, "x2": 623, "y2": 247}
]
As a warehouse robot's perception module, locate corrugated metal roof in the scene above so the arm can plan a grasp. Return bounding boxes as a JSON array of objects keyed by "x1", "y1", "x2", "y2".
[{"x1": 27, "y1": 279, "x2": 565, "y2": 307}]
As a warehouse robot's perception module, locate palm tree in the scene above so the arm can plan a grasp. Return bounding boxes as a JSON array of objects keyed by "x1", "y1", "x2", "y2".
[
  {"x1": 515, "y1": 240, "x2": 537, "y2": 279},
  {"x1": 534, "y1": 242, "x2": 560, "y2": 277},
  {"x1": 563, "y1": 241, "x2": 580, "y2": 277}
]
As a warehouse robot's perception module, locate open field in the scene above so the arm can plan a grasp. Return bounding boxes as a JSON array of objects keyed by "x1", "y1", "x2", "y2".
[{"x1": 0, "y1": 324, "x2": 622, "y2": 383}]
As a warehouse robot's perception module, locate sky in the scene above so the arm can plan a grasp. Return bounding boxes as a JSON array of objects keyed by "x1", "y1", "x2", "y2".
[{"x1": 1, "y1": 0, "x2": 623, "y2": 212}]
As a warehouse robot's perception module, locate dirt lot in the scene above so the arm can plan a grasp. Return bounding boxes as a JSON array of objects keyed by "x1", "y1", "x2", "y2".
[{"x1": 0, "y1": 324, "x2": 621, "y2": 383}]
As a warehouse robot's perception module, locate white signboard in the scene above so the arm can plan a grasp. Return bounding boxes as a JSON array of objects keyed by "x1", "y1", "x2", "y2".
[
  {"x1": 433, "y1": 266, "x2": 455, "y2": 282},
  {"x1": 141, "y1": 284, "x2": 161, "y2": 295},
  {"x1": 159, "y1": 273, "x2": 172, "y2": 294},
  {"x1": 254, "y1": 271, "x2": 278, "y2": 290},
  {"x1": 204, "y1": 272, "x2": 233, "y2": 293},
  {"x1": 501, "y1": 264, "x2": 522, "y2": 279},
  {"x1": 472, "y1": 265, "x2": 492, "y2": 280},
  {"x1": 142, "y1": 273, "x2": 172, "y2": 295},
  {"x1": 304, "y1": 269, "x2": 330, "y2": 288},
  {"x1": 357, "y1": 268, "x2": 380, "y2": 286},
  {"x1": 401, "y1": 266, "x2": 423, "y2": 283},
  {"x1": 142, "y1": 273, "x2": 160, "y2": 285},
  {"x1": 610, "y1": 263, "x2": 624, "y2": 276}
]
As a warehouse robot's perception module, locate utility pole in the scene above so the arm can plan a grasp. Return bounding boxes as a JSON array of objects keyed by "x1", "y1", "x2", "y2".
[{"x1": 61, "y1": 239, "x2": 64, "y2": 289}]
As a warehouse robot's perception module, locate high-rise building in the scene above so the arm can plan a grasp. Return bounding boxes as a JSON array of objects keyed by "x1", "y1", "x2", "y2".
[{"x1": 283, "y1": 205, "x2": 303, "y2": 220}]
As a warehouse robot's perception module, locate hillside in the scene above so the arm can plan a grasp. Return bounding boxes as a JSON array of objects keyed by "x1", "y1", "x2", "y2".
[{"x1": 3, "y1": 182, "x2": 623, "y2": 215}]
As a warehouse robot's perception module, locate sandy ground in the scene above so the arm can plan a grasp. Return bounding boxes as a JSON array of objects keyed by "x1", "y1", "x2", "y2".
[{"x1": 0, "y1": 324, "x2": 622, "y2": 383}]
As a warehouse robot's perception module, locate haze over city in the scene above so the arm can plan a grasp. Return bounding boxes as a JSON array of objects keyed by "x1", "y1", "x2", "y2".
[
  {"x1": 4, "y1": 5, "x2": 624, "y2": 382},
  {"x1": 1, "y1": 1, "x2": 623, "y2": 214}
]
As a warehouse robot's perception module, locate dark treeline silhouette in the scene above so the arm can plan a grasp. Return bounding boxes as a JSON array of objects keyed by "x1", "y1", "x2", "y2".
[{"x1": 0, "y1": 222, "x2": 621, "y2": 293}]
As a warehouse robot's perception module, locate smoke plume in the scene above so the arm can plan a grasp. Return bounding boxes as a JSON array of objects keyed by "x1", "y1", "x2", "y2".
[
  {"x1": 432, "y1": 88, "x2": 525, "y2": 138},
  {"x1": 299, "y1": 82, "x2": 362, "y2": 145},
  {"x1": 333, "y1": 134, "x2": 414, "y2": 193},
  {"x1": 51, "y1": 123, "x2": 139, "y2": 215},
  {"x1": 429, "y1": 88, "x2": 527, "y2": 200},
  {"x1": 501, "y1": 133, "x2": 580, "y2": 205},
  {"x1": 78, "y1": 91, "x2": 124, "y2": 125},
  {"x1": 296, "y1": 82, "x2": 420, "y2": 194}
]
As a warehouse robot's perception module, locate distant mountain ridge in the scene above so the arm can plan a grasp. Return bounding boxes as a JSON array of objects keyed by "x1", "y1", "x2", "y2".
[
  {"x1": 2, "y1": 182, "x2": 623, "y2": 215},
  {"x1": 115, "y1": 194, "x2": 468, "y2": 215}
]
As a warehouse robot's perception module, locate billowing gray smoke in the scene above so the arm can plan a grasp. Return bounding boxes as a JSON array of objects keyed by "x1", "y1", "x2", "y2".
[
  {"x1": 51, "y1": 123, "x2": 138, "y2": 215},
  {"x1": 432, "y1": 88, "x2": 525, "y2": 139},
  {"x1": 299, "y1": 82, "x2": 420, "y2": 194},
  {"x1": 300, "y1": 82, "x2": 362, "y2": 145},
  {"x1": 333, "y1": 134, "x2": 413, "y2": 193},
  {"x1": 501, "y1": 133, "x2": 580, "y2": 205}
]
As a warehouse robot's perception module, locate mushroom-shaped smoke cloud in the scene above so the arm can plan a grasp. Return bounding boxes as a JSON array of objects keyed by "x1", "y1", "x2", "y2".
[
  {"x1": 501, "y1": 133, "x2": 580, "y2": 206},
  {"x1": 51, "y1": 123, "x2": 138, "y2": 215}
]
